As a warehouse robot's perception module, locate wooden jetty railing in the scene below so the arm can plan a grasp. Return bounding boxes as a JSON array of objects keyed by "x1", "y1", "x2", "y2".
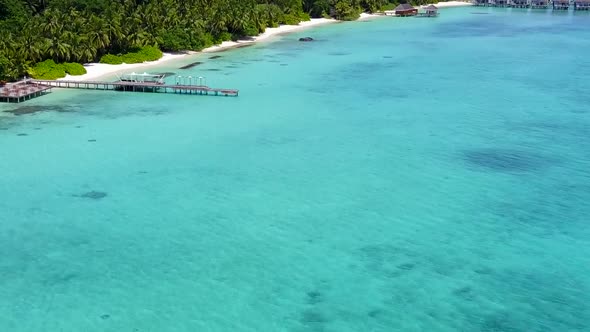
[{"x1": 29, "y1": 79, "x2": 239, "y2": 97}]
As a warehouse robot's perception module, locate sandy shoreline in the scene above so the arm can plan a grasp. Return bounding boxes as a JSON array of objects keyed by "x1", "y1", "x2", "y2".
[
  {"x1": 58, "y1": 3, "x2": 471, "y2": 82},
  {"x1": 426, "y1": 1, "x2": 473, "y2": 8},
  {"x1": 203, "y1": 18, "x2": 336, "y2": 53},
  {"x1": 59, "y1": 52, "x2": 190, "y2": 81},
  {"x1": 60, "y1": 18, "x2": 336, "y2": 82}
]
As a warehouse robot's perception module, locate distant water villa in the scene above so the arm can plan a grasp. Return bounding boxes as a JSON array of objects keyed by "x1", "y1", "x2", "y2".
[
  {"x1": 385, "y1": 3, "x2": 438, "y2": 17},
  {"x1": 393, "y1": 3, "x2": 419, "y2": 16},
  {"x1": 420, "y1": 5, "x2": 440, "y2": 16},
  {"x1": 474, "y1": 0, "x2": 590, "y2": 9}
]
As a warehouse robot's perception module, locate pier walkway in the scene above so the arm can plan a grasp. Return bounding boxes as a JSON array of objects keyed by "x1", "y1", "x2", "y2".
[
  {"x1": 1, "y1": 77, "x2": 239, "y2": 103},
  {"x1": 30, "y1": 79, "x2": 239, "y2": 97}
]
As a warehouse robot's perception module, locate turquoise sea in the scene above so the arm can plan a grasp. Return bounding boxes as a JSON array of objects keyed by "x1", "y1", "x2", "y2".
[{"x1": 1, "y1": 7, "x2": 590, "y2": 331}]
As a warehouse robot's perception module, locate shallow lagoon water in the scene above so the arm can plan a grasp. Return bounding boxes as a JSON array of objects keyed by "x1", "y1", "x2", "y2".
[{"x1": 1, "y1": 7, "x2": 590, "y2": 331}]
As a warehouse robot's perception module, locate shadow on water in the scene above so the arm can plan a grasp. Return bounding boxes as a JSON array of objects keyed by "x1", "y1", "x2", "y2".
[
  {"x1": 1, "y1": 94, "x2": 165, "y2": 121},
  {"x1": 179, "y1": 61, "x2": 202, "y2": 69},
  {"x1": 3, "y1": 105, "x2": 76, "y2": 116},
  {"x1": 461, "y1": 148, "x2": 553, "y2": 173},
  {"x1": 72, "y1": 191, "x2": 108, "y2": 200},
  {"x1": 327, "y1": 52, "x2": 351, "y2": 56},
  {"x1": 356, "y1": 244, "x2": 421, "y2": 279},
  {"x1": 154, "y1": 72, "x2": 176, "y2": 77}
]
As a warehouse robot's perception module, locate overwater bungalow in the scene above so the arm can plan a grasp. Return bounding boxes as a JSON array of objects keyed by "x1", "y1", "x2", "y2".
[
  {"x1": 511, "y1": 0, "x2": 529, "y2": 8},
  {"x1": 394, "y1": 3, "x2": 418, "y2": 16},
  {"x1": 530, "y1": 0, "x2": 548, "y2": 8},
  {"x1": 553, "y1": 0, "x2": 570, "y2": 10},
  {"x1": 474, "y1": 0, "x2": 488, "y2": 5},
  {"x1": 422, "y1": 5, "x2": 439, "y2": 16},
  {"x1": 495, "y1": 0, "x2": 510, "y2": 7},
  {"x1": 574, "y1": 0, "x2": 590, "y2": 10}
]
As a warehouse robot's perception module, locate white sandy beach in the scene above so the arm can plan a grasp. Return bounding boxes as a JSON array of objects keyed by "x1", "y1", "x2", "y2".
[
  {"x1": 203, "y1": 18, "x2": 336, "y2": 53},
  {"x1": 358, "y1": 12, "x2": 383, "y2": 20},
  {"x1": 60, "y1": 18, "x2": 336, "y2": 82},
  {"x1": 426, "y1": 1, "x2": 473, "y2": 8},
  {"x1": 59, "y1": 52, "x2": 189, "y2": 81},
  {"x1": 58, "y1": 3, "x2": 472, "y2": 82}
]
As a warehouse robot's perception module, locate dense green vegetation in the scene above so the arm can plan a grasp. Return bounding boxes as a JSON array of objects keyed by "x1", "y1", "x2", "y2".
[
  {"x1": 99, "y1": 46, "x2": 163, "y2": 64},
  {"x1": 0, "y1": 0, "x2": 447, "y2": 81},
  {"x1": 28, "y1": 60, "x2": 87, "y2": 79}
]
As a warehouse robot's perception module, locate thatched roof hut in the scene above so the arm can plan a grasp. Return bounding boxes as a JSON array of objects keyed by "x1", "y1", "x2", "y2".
[
  {"x1": 424, "y1": 4, "x2": 438, "y2": 16},
  {"x1": 395, "y1": 3, "x2": 418, "y2": 16}
]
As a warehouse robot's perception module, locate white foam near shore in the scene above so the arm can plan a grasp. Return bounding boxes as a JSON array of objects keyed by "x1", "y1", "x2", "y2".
[{"x1": 59, "y1": 18, "x2": 336, "y2": 82}]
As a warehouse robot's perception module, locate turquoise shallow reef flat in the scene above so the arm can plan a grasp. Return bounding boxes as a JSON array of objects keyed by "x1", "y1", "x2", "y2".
[{"x1": 1, "y1": 7, "x2": 590, "y2": 331}]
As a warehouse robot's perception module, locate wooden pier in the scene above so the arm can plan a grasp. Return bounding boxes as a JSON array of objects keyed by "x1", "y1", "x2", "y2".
[
  {"x1": 0, "y1": 81, "x2": 53, "y2": 103},
  {"x1": 30, "y1": 79, "x2": 239, "y2": 97},
  {"x1": 0, "y1": 76, "x2": 238, "y2": 103}
]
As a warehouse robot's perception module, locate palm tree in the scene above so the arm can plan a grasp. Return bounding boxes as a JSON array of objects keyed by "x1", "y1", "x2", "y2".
[
  {"x1": 86, "y1": 16, "x2": 111, "y2": 51},
  {"x1": 24, "y1": 0, "x2": 48, "y2": 15},
  {"x1": 126, "y1": 29, "x2": 150, "y2": 48},
  {"x1": 102, "y1": 12, "x2": 124, "y2": 52},
  {"x1": 16, "y1": 35, "x2": 43, "y2": 64},
  {"x1": 78, "y1": 38, "x2": 98, "y2": 63},
  {"x1": 3, "y1": 43, "x2": 30, "y2": 80},
  {"x1": 253, "y1": 7, "x2": 267, "y2": 33},
  {"x1": 64, "y1": 31, "x2": 83, "y2": 62},
  {"x1": 44, "y1": 35, "x2": 70, "y2": 62},
  {"x1": 39, "y1": 9, "x2": 63, "y2": 37}
]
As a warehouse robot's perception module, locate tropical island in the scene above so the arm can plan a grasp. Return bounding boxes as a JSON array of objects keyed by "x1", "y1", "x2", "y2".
[{"x1": 0, "y1": 0, "x2": 456, "y2": 82}]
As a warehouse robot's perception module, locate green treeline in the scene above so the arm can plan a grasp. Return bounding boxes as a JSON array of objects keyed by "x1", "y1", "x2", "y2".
[{"x1": 0, "y1": 0, "x2": 445, "y2": 81}]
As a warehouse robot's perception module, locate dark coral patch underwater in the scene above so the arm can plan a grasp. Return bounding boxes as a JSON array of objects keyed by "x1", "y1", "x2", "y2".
[
  {"x1": 74, "y1": 191, "x2": 108, "y2": 200},
  {"x1": 462, "y1": 148, "x2": 551, "y2": 173}
]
